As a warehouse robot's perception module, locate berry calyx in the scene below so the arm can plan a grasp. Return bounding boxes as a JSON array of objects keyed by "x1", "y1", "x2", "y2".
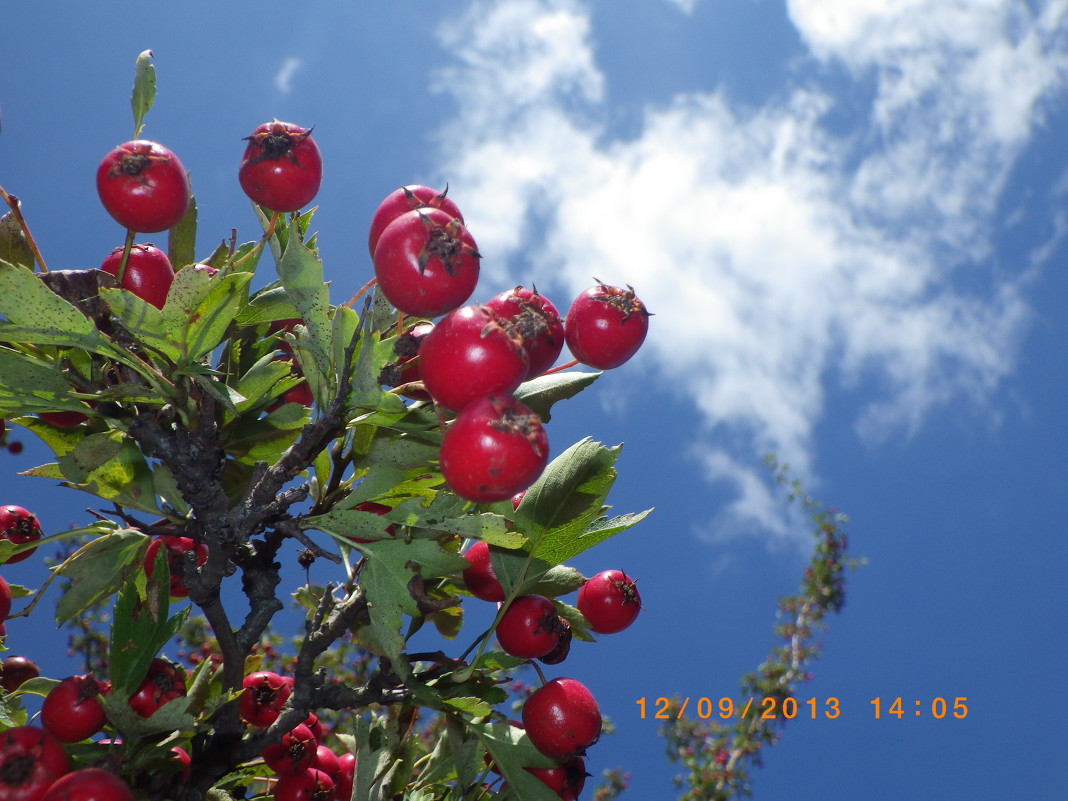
[{"x1": 484, "y1": 286, "x2": 565, "y2": 378}]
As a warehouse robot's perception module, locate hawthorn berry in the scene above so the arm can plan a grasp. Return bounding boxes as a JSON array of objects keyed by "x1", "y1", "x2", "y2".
[
  {"x1": 372, "y1": 207, "x2": 480, "y2": 317},
  {"x1": 367, "y1": 185, "x2": 464, "y2": 258},
  {"x1": 263, "y1": 722, "x2": 318, "y2": 775},
  {"x1": 564, "y1": 281, "x2": 650, "y2": 369},
  {"x1": 496, "y1": 595, "x2": 566, "y2": 659},
  {"x1": 37, "y1": 411, "x2": 89, "y2": 428},
  {"x1": 0, "y1": 575, "x2": 11, "y2": 621},
  {"x1": 40, "y1": 674, "x2": 110, "y2": 743},
  {"x1": 333, "y1": 754, "x2": 355, "y2": 801},
  {"x1": 0, "y1": 726, "x2": 70, "y2": 801},
  {"x1": 273, "y1": 768, "x2": 335, "y2": 801},
  {"x1": 484, "y1": 286, "x2": 565, "y2": 379},
  {"x1": 418, "y1": 305, "x2": 528, "y2": 412},
  {"x1": 239, "y1": 121, "x2": 322, "y2": 212},
  {"x1": 0, "y1": 657, "x2": 39, "y2": 693},
  {"x1": 576, "y1": 569, "x2": 642, "y2": 634},
  {"x1": 439, "y1": 395, "x2": 549, "y2": 504},
  {"x1": 144, "y1": 535, "x2": 209, "y2": 598},
  {"x1": 96, "y1": 140, "x2": 190, "y2": 233},
  {"x1": 128, "y1": 658, "x2": 186, "y2": 718},
  {"x1": 240, "y1": 670, "x2": 294, "y2": 727},
  {"x1": 40, "y1": 768, "x2": 134, "y2": 801},
  {"x1": 522, "y1": 678, "x2": 601, "y2": 761},
  {"x1": 462, "y1": 540, "x2": 505, "y2": 602},
  {"x1": 100, "y1": 243, "x2": 176, "y2": 309},
  {"x1": 0, "y1": 505, "x2": 42, "y2": 564}
]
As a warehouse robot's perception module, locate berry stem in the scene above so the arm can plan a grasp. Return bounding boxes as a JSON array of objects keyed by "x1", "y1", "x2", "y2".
[
  {"x1": 343, "y1": 276, "x2": 377, "y2": 309},
  {"x1": 231, "y1": 210, "x2": 281, "y2": 271},
  {"x1": 115, "y1": 229, "x2": 137, "y2": 284},
  {"x1": 541, "y1": 358, "x2": 580, "y2": 375},
  {"x1": 0, "y1": 184, "x2": 49, "y2": 272}
]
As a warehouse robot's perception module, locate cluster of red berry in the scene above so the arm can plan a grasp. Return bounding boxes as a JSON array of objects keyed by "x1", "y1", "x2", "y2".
[
  {"x1": 0, "y1": 111, "x2": 651, "y2": 801},
  {"x1": 367, "y1": 183, "x2": 650, "y2": 504},
  {"x1": 463, "y1": 522, "x2": 641, "y2": 798}
]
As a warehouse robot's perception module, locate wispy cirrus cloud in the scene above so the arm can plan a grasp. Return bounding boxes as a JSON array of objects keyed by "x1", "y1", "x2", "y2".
[{"x1": 431, "y1": 0, "x2": 1067, "y2": 547}]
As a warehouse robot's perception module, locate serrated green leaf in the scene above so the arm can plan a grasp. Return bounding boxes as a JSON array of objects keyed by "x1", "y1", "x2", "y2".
[
  {"x1": 472, "y1": 721, "x2": 559, "y2": 801},
  {"x1": 232, "y1": 353, "x2": 294, "y2": 412},
  {"x1": 0, "y1": 349, "x2": 88, "y2": 418},
  {"x1": 53, "y1": 529, "x2": 148, "y2": 624},
  {"x1": 522, "y1": 564, "x2": 587, "y2": 598},
  {"x1": 130, "y1": 50, "x2": 156, "y2": 138},
  {"x1": 442, "y1": 696, "x2": 493, "y2": 716},
  {"x1": 0, "y1": 261, "x2": 109, "y2": 350},
  {"x1": 100, "y1": 691, "x2": 196, "y2": 740},
  {"x1": 515, "y1": 370, "x2": 600, "y2": 423},
  {"x1": 165, "y1": 269, "x2": 253, "y2": 361}
]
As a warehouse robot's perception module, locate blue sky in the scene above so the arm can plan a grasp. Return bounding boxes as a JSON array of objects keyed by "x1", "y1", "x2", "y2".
[{"x1": 2, "y1": 1, "x2": 1067, "y2": 798}]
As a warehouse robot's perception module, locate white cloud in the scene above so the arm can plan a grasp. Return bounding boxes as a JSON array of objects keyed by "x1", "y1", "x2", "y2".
[
  {"x1": 432, "y1": 0, "x2": 1066, "y2": 547},
  {"x1": 275, "y1": 57, "x2": 303, "y2": 95}
]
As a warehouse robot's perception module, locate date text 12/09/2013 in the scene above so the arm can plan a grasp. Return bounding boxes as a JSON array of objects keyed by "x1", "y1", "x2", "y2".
[{"x1": 635, "y1": 696, "x2": 970, "y2": 721}]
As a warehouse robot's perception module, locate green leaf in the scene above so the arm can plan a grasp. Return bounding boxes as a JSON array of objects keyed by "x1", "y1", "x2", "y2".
[
  {"x1": 236, "y1": 283, "x2": 301, "y2": 326},
  {"x1": 168, "y1": 193, "x2": 197, "y2": 269},
  {"x1": 276, "y1": 236, "x2": 332, "y2": 404},
  {"x1": 165, "y1": 268, "x2": 253, "y2": 361},
  {"x1": 98, "y1": 287, "x2": 181, "y2": 361},
  {"x1": 108, "y1": 566, "x2": 190, "y2": 698},
  {"x1": 358, "y1": 540, "x2": 470, "y2": 678},
  {"x1": 56, "y1": 430, "x2": 160, "y2": 513},
  {"x1": 231, "y1": 353, "x2": 295, "y2": 412},
  {"x1": 0, "y1": 212, "x2": 34, "y2": 270},
  {"x1": 53, "y1": 529, "x2": 148, "y2": 625},
  {"x1": 0, "y1": 350, "x2": 89, "y2": 418},
  {"x1": 0, "y1": 261, "x2": 109, "y2": 350},
  {"x1": 472, "y1": 721, "x2": 559, "y2": 801},
  {"x1": 130, "y1": 50, "x2": 156, "y2": 139},
  {"x1": 515, "y1": 370, "x2": 600, "y2": 422}
]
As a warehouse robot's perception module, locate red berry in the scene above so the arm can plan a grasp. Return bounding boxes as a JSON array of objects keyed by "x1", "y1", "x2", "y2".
[
  {"x1": 372, "y1": 208, "x2": 480, "y2": 317},
  {"x1": 0, "y1": 506, "x2": 42, "y2": 564},
  {"x1": 522, "y1": 678, "x2": 601, "y2": 761},
  {"x1": 0, "y1": 657, "x2": 39, "y2": 693},
  {"x1": 144, "y1": 535, "x2": 209, "y2": 598},
  {"x1": 483, "y1": 286, "x2": 565, "y2": 379},
  {"x1": 313, "y1": 746, "x2": 341, "y2": 783},
  {"x1": 439, "y1": 395, "x2": 549, "y2": 504},
  {"x1": 333, "y1": 754, "x2": 355, "y2": 801},
  {"x1": 462, "y1": 541, "x2": 505, "y2": 602},
  {"x1": 564, "y1": 281, "x2": 650, "y2": 369},
  {"x1": 40, "y1": 768, "x2": 133, "y2": 801},
  {"x1": 100, "y1": 243, "x2": 176, "y2": 309},
  {"x1": 576, "y1": 569, "x2": 641, "y2": 634},
  {"x1": 273, "y1": 768, "x2": 335, "y2": 801},
  {"x1": 367, "y1": 185, "x2": 464, "y2": 258},
  {"x1": 240, "y1": 671, "x2": 294, "y2": 727},
  {"x1": 496, "y1": 595, "x2": 566, "y2": 659},
  {"x1": 40, "y1": 675, "x2": 110, "y2": 743},
  {"x1": 128, "y1": 658, "x2": 186, "y2": 718},
  {"x1": 37, "y1": 411, "x2": 89, "y2": 428},
  {"x1": 239, "y1": 121, "x2": 322, "y2": 212},
  {"x1": 263, "y1": 722, "x2": 318, "y2": 775},
  {"x1": 0, "y1": 575, "x2": 11, "y2": 621},
  {"x1": 96, "y1": 140, "x2": 190, "y2": 233},
  {"x1": 418, "y1": 305, "x2": 529, "y2": 412},
  {"x1": 0, "y1": 726, "x2": 70, "y2": 801}
]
